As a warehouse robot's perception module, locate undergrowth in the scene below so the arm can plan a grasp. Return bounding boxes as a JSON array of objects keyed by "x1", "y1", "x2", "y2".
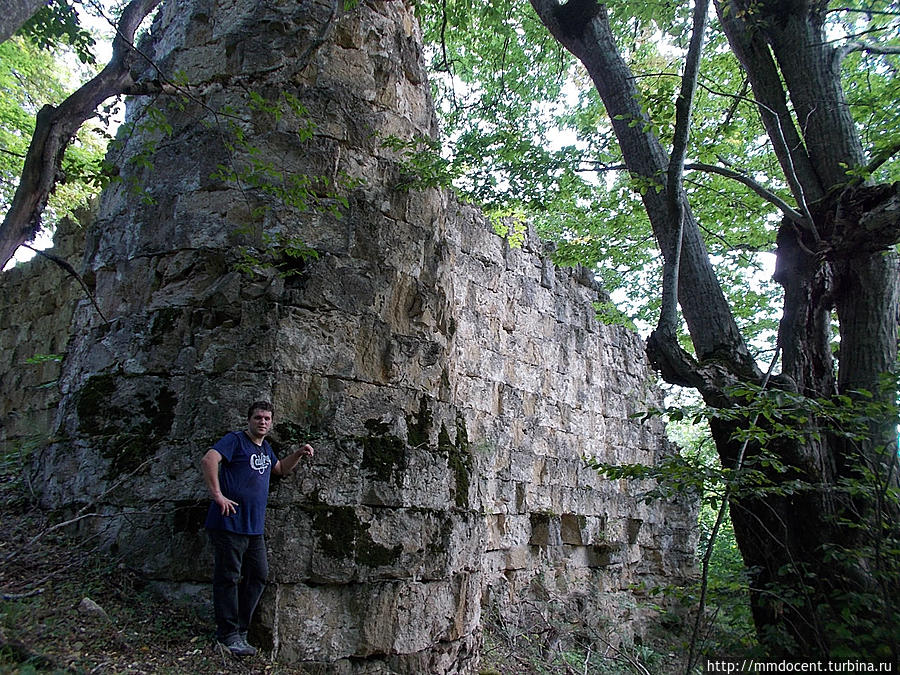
[{"x1": 0, "y1": 440, "x2": 294, "y2": 674}]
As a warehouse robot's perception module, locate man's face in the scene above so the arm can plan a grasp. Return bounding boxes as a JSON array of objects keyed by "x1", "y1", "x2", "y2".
[{"x1": 248, "y1": 409, "x2": 273, "y2": 438}]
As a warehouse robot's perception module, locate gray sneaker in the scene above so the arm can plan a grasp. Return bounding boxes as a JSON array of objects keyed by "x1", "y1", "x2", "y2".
[
  {"x1": 239, "y1": 632, "x2": 258, "y2": 655},
  {"x1": 220, "y1": 633, "x2": 256, "y2": 657}
]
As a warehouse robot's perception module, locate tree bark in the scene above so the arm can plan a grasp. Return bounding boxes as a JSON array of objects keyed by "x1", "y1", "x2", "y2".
[
  {"x1": 529, "y1": 0, "x2": 759, "y2": 381},
  {"x1": 0, "y1": 0, "x2": 45, "y2": 45},
  {"x1": 714, "y1": 0, "x2": 826, "y2": 212},
  {"x1": 530, "y1": 0, "x2": 900, "y2": 657},
  {"x1": 0, "y1": 0, "x2": 163, "y2": 271}
]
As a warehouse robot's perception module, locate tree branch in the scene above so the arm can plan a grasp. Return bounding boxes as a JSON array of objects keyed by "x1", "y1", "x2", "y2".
[
  {"x1": 861, "y1": 139, "x2": 900, "y2": 182},
  {"x1": 0, "y1": 147, "x2": 27, "y2": 159},
  {"x1": 295, "y1": 0, "x2": 341, "y2": 74},
  {"x1": 713, "y1": 0, "x2": 825, "y2": 221},
  {"x1": 532, "y1": 0, "x2": 761, "y2": 381},
  {"x1": 0, "y1": 0, "x2": 163, "y2": 271},
  {"x1": 24, "y1": 244, "x2": 109, "y2": 323},
  {"x1": 842, "y1": 40, "x2": 900, "y2": 57},
  {"x1": 0, "y1": 0, "x2": 46, "y2": 44},
  {"x1": 685, "y1": 161, "x2": 805, "y2": 223},
  {"x1": 833, "y1": 183, "x2": 900, "y2": 255},
  {"x1": 827, "y1": 7, "x2": 900, "y2": 18},
  {"x1": 658, "y1": 0, "x2": 709, "y2": 338},
  {"x1": 574, "y1": 160, "x2": 627, "y2": 173}
]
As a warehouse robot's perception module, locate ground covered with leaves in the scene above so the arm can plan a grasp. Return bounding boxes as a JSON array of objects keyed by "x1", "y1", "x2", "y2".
[{"x1": 0, "y1": 459, "x2": 303, "y2": 674}]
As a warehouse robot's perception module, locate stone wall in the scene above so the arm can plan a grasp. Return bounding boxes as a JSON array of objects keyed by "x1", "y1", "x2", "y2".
[
  {"x1": 0, "y1": 1, "x2": 696, "y2": 672},
  {"x1": 440, "y1": 200, "x2": 696, "y2": 650},
  {"x1": 0, "y1": 214, "x2": 87, "y2": 453}
]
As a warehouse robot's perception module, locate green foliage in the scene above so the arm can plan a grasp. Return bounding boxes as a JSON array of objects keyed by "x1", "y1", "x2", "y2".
[
  {"x1": 210, "y1": 91, "x2": 356, "y2": 222},
  {"x1": 380, "y1": 133, "x2": 455, "y2": 190},
  {"x1": 17, "y1": 0, "x2": 97, "y2": 65},
  {"x1": 591, "y1": 373, "x2": 900, "y2": 660},
  {"x1": 233, "y1": 228, "x2": 319, "y2": 280},
  {"x1": 830, "y1": 3, "x2": 900, "y2": 184},
  {"x1": 0, "y1": 36, "x2": 107, "y2": 228},
  {"x1": 418, "y1": 1, "x2": 590, "y2": 220},
  {"x1": 695, "y1": 501, "x2": 756, "y2": 653},
  {"x1": 102, "y1": 99, "x2": 184, "y2": 206},
  {"x1": 205, "y1": 90, "x2": 363, "y2": 277},
  {"x1": 705, "y1": 375, "x2": 900, "y2": 452},
  {"x1": 594, "y1": 300, "x2": 637, "y2": 330},
  {"x1": 488, "y1": 208, "x2": 528, "y2": 248},
  {"x1": 22, "y1": 353, "x2": 64, "y2": 365},
  {"x1": 417, "y1": 1, "x2": 899, "y2": 358}
]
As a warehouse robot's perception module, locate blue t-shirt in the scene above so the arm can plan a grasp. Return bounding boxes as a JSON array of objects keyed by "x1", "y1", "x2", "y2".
[{"x1": 204, "y1": 431, "x2": 278, "y2": 535}]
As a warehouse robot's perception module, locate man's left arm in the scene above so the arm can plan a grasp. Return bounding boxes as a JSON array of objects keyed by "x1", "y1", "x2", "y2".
[{"x1": 273, "y1": 443, "x2": 315, "y2": 477}]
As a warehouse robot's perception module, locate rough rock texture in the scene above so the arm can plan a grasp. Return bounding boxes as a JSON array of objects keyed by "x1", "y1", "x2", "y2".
[
  {"x1": 0, "y1": 214, "x2": 86, "y2": 451},
  {"x1": 0, "y1": 1, "x2": 696, "y2": 672}
]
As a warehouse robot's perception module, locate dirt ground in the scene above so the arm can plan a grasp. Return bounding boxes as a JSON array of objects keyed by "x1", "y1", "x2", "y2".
[{"x1": 0, "y1": 465, "x2": 307, "y2": 675}]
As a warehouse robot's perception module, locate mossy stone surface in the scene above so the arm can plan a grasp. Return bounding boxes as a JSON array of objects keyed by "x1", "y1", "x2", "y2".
[{"x1": 360, "y1": 419, "x2": 406, "y2": 485}]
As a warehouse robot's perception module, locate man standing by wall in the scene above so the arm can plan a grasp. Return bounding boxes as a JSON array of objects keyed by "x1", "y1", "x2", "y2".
[{"x1": 201, "y1": 401, "x2": 315, "y2": 657}]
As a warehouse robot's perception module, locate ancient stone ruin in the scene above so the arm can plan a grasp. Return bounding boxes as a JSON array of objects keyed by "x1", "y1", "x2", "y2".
[{"x1": 0, "y1": 1, "x2": 696, "y2": 672}]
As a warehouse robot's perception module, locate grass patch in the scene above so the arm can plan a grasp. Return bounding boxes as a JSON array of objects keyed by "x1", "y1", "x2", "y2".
[{"x1": 478, "y1": 589, "x2": 681, "y2": 675}]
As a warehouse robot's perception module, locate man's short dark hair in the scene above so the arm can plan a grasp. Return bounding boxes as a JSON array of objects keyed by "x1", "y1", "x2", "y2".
[{"x1": 247, "y1": 401, "x2": 274, "y2": 419}]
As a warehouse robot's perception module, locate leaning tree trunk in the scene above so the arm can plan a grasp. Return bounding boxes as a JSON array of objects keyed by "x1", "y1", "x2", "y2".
[
  {"x1": 0, "y1": 0, "x2": 165, "y2": 271},
  {"x1": 0, "y1": 0, "x2": 46, "y2": 44},
  {"x1": 723, "y1": 0, "x2": 900, "y2": 657},
  {"x1": 531, "y1": 0, "x2": 900, "y2": 658}
]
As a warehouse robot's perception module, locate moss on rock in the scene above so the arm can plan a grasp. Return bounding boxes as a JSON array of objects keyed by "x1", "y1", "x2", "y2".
[
  {"x1": 360, "y1": 419, "x2": 406, "y2": 485},
  {"x1": 74, "y1": 373, "x2": 178, "y2": 478},
  {"x1": 405, "y1": 396, "x2": 432, "y2": 449},
  {"x1": 308, "y1": 501, "x2": 402, "y2": 567},
  {"x1": 443, "y1": 414, "x2": 472, "y2": 509}
]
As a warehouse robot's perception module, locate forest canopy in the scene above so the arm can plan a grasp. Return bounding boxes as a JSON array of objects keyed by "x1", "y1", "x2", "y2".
[{"x1": 416, "y1": 1, "x2": 900, "y2": 345}]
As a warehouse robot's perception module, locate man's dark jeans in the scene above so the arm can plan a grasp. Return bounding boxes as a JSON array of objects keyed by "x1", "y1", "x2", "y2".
[{"x1": 208, "y1": 529, "x2": 269, "y2": 641}]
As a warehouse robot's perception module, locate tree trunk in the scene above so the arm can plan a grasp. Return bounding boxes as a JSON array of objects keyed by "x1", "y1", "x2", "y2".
[
  {"x1": 0, "y1": 0, "x2": 45, "y2": 45},
  {"x1": 530, "y1": 0, "x2": 900, "y2": 658},
  {"x1": 728, "y1": 0, "x2": 900, "y2": 652},
  {"x1": 528, "y1": 1, "x2": 759, "y2": 380},
  {"x1": 0, "y1": 0, "x2": 164, "y2": 271},
  {"x1": 726, "y1": 0, "x2": 900, "y2": 654}
]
